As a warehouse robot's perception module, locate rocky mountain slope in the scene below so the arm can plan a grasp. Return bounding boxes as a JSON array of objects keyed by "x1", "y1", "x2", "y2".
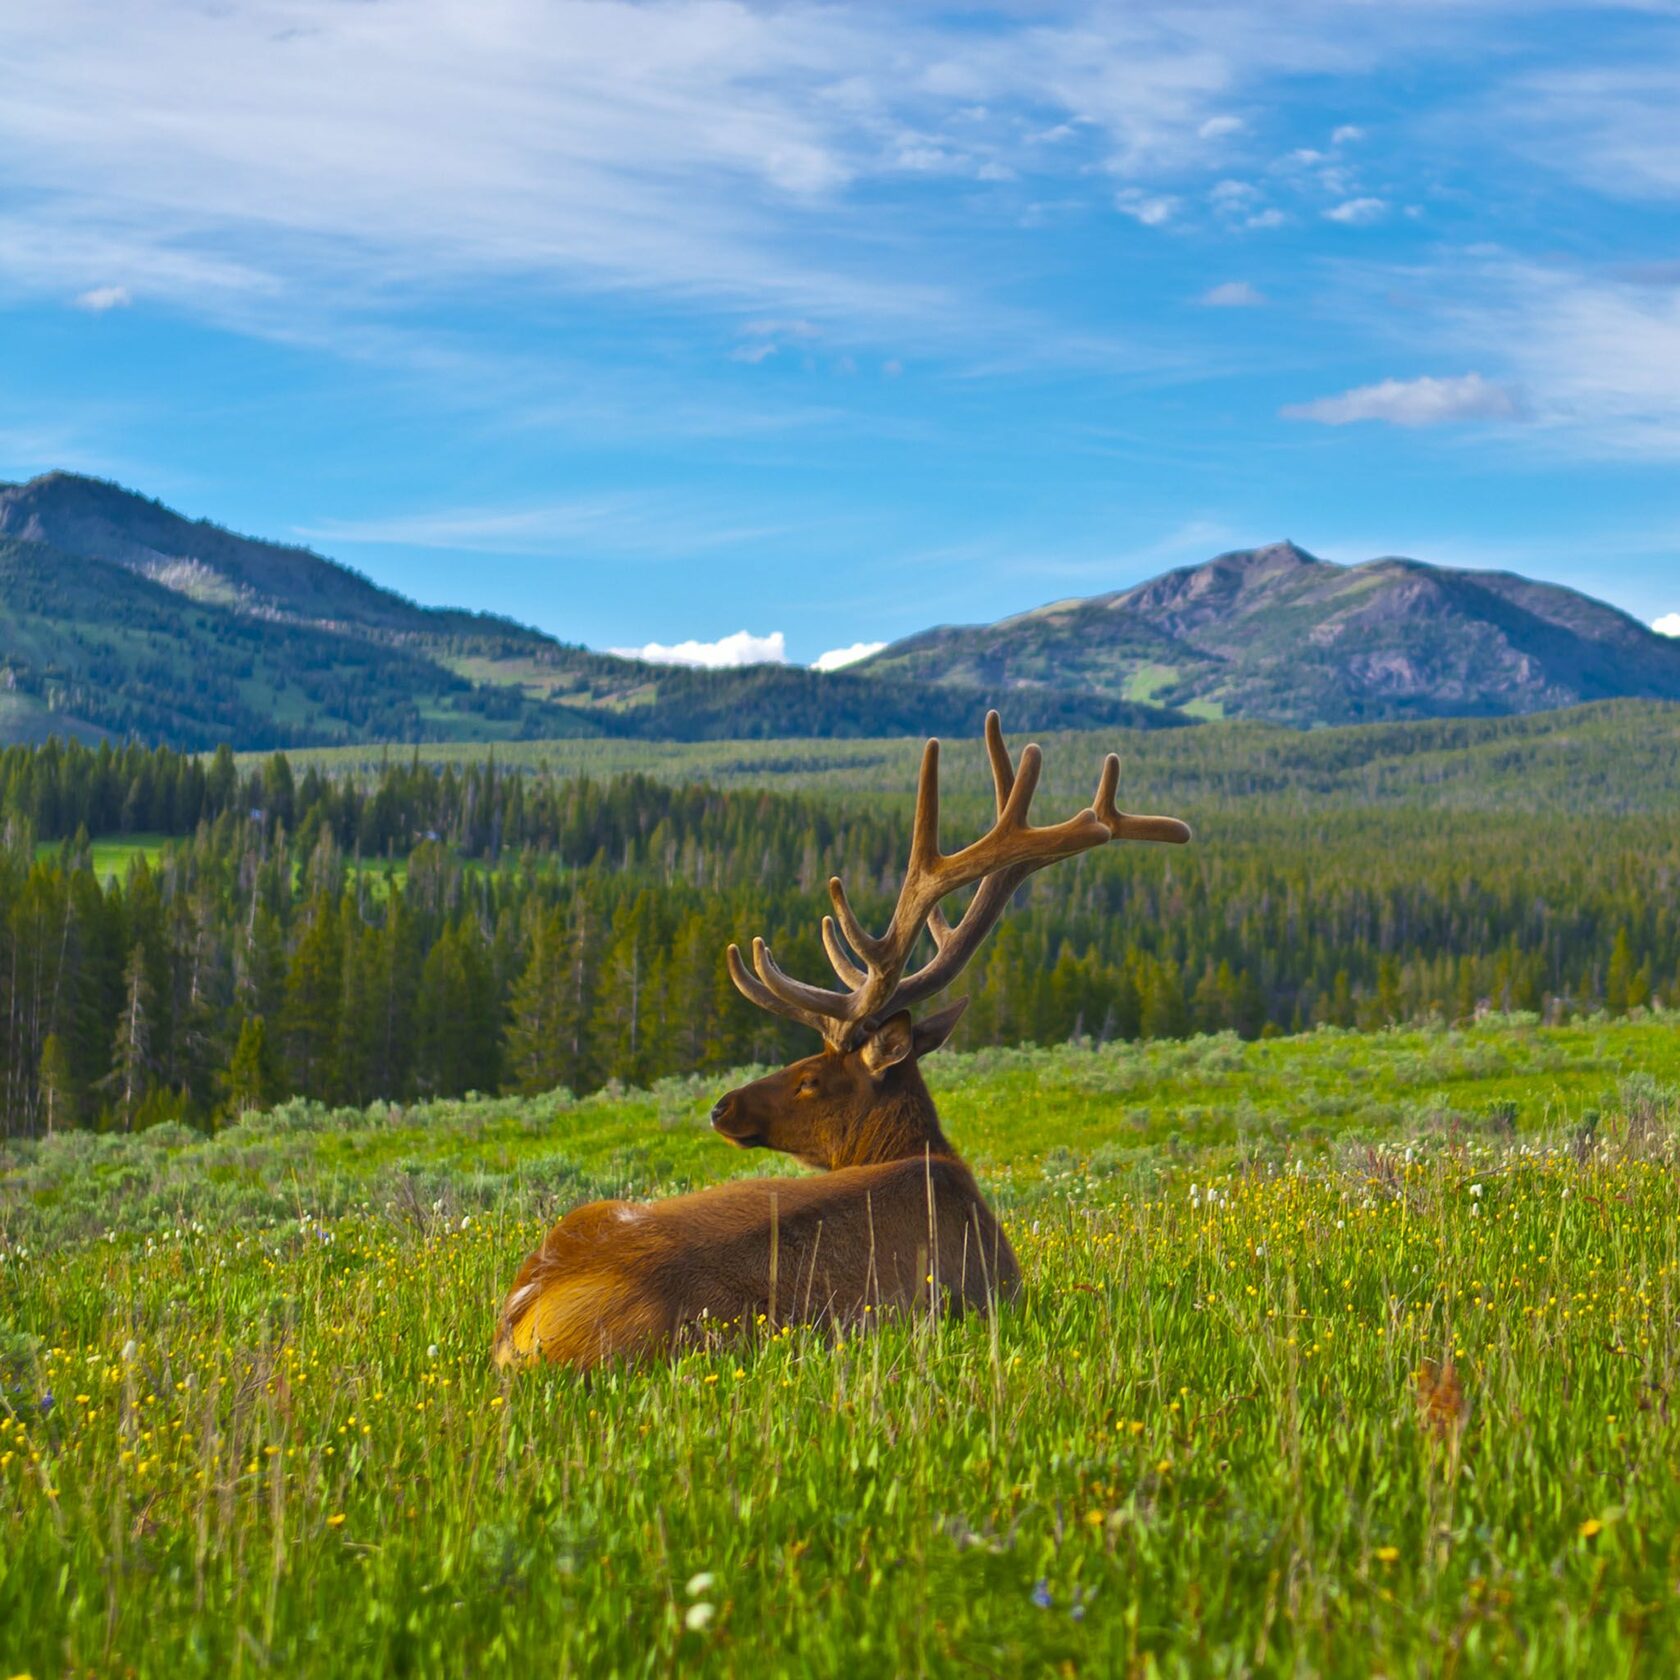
[{"x1": 858, "y1": 542, "x2": 1680, "y2": 726}]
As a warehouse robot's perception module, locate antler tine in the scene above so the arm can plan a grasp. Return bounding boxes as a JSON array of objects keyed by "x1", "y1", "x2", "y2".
[
  {"x1": 820, "y1": 915, "x2": 868, "y2": 988},
  {"x1": 909, "y1": 735, "x2": 942, "y2": 868},
  {"x1": 827, "y1": 873, "x2": 883, "y2": 966},
  {"x1": 751, "y1": 937, "x2": 870, "y2": 1019},
  {"x1": 983, "y1": 709, "x2": 1015, "y2": 816},
  {"x1": 725, "y1": 942, "x2": 841, "y2": 1044},
  {"x1": 1091, "y1": 751, "x2": 1193, "y2": 845}
]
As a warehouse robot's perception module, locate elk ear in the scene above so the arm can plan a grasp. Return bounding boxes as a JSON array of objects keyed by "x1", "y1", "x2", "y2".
[
  {"x1": 912, "y1": 997, "x2": 969, "y2": 1058},
  {"x1": 858, "y1": 1011, "x2": 914, "y2": 1077}
]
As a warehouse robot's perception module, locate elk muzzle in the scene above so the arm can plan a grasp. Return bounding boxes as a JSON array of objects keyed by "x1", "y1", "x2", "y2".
[{"x1": 709, "y1": 1092, "x2": 765, "y2": 1148}]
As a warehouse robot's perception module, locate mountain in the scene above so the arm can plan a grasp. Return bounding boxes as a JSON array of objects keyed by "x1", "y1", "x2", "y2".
[
  {"x1": 858, "y1": 542, "x2": 1680, "y2": 726},
  {"x1": 0, "y1": 472, "x2": 1184, "y2": 749},
  {"x1": 9, "y1": 475, "x2": 1664, "y2": 748}
]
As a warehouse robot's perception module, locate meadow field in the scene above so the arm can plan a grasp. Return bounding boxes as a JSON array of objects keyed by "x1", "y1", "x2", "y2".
[{"x1": 5, "y1": 1013, "x2": 1680, "y2": 1675}]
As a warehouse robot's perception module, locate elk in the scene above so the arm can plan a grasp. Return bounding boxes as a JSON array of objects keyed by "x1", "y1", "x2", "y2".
[{"x1": 492, "y1": 713, "x2": 1191, "y2": 1369}]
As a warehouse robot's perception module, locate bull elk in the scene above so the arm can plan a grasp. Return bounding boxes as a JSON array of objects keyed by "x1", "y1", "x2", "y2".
[{"x1": 492, "y1": 713, "x2": 1191, "y2": 1369}]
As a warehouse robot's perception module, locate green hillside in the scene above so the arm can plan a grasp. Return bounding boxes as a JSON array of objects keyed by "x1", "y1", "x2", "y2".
[{"x1": 0, "y1": 475, "x2": 1184, "y2": 749}]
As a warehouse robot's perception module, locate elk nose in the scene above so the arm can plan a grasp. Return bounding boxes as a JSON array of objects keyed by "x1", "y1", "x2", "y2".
[{"x1": 710, "y1": 1096, "x2": 733, "y2": 1128}]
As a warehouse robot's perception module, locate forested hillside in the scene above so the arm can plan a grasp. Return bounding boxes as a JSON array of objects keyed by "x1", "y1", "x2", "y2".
[
  {"x1": 0, "y1": 722, "x2": 1675, "y2": 1136},
  {"x1": 0, "y1": 473, "x2": 1184, "y2": 748}
]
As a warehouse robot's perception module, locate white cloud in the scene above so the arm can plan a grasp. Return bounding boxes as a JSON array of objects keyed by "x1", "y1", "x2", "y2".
[
  {"x1": 1198, "y1": 116, "x2": 1244, "y2": 140},
  {"x1": 1483, "y1": 264, "x2": 1680, "y2": 457},
  {"x1": 812, "y1": 640, "x2": 887, "y2": 672},
  {"x1": 1495, "y1": 66, "x2": 1680, "y2": 202},
  {"x1": 1654, "y1": 613, "x2": 1680, "y2": 637},
  {"x1": 72, "y1": 284, "x2": 131, "y2": 311},
  {"x1": 1246, "y1": 208, "x2": 1288, "y2": 229},
  {"x1": 1115, "y1": 189, "x2": 1179, "y2": 227},
  {"x1": 0, "y1": 0, "x2": 1449, "y2": 363},
  {"x1": 1323, "y1": 196, "x2": 1387, "y2": 225},
  {"x1": 1328, "y1": 256, "x2": 1680, "y2": 458},
  {"x1": 610, "y1": 629, "x2": 787, "y2": 668},
  {"x1": 1282, "y1": 373, "x2": 1523, "y2": 427},
  {"x1": 1199, "y1": 280, "x2": 1265, "y2": 307},
  {"x1": 303, "y1": 494, "x2": 784, "y2": 557},
  {"x1": 1331, "y1": 124, "x2": 1366, "y2": 145}
]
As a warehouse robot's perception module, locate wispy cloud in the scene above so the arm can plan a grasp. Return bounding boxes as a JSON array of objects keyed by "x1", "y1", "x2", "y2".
[
  {"x1": 1199, "y1": 281, "x2": 1265, "y2": 307},
  {"x1": 1114, "y1": 189, "x2": 1179, "y2": 227},
  {"x1": 1655, "y1": 613, "x2": 1680, "y2": 637},
  {"x1": 1318, "y1": 254, "x2": 1680, "y2": 458},
  {"x1": 1493, "y1": 65, "x2": 1680, "y2": 202},
  {"x1": 812, "y1": 640, "x2": 887, "y2": 672},
  {"x1": 1282, "y1": 372, "x2": 1523, "y2": 427},
  {"x1": 0, "y1": 0, "x2": 1522, "y2": 368},
  {"x1": 610, "y1": 629, "x2": 786, "y2": 668},
  {"x1": 300, "y1": 495, "x2": 784, "y2": 558},
  {"x1": 72, "y1": 284, "x2": 131, "y2": 312},
  {"x1": 1323, "y1": 196, "x2": 1387, "y2": 225}
]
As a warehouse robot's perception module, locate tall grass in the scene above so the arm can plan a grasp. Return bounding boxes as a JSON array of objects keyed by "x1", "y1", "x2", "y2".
[{"x1": 4, "y1": 1018, "x2": 1680, "y2": 1674}]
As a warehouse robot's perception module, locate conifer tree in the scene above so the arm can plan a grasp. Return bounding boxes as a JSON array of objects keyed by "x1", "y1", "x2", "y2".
[
  {"x1": 107, "y1": 943, "x2": 155, "y2": 1129},
  {"x1": 223, "y1": 1015, "x2": 278, "y2": 1117},
  {"x1": 37, "y1": 1031, "x2": 75, "y2": 1133},
  {"x1": 504, "y1": 907, "x2": 572, "y2": 1095},
  {"x1": 282, "y1": 894, "x2": 343, "y2": 1094}
]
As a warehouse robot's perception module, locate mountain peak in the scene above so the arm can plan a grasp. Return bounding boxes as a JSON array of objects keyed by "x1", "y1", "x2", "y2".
[{"x1": 860, "y1": 541, "x2": 1680, "y2": 726}]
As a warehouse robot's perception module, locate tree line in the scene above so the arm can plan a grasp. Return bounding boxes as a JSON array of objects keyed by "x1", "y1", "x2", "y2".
[{"x1": 0, "y1": 738, "x2": 1676, "y2": 1136}]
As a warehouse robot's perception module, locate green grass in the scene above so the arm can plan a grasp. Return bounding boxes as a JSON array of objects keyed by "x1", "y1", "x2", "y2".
[
  {"x1": 4, "y1": 1014, "x2": 1680, "y2": 1674},
  {"x1": 1121, "y1": 663, "x2": 1180, "y2": 706},
  {"x1": 34, "y1": 834, "x2": 170, "y2": 879},
  {"x1": 239, "y1": 699, "x2": 1680, "y2": 816}
]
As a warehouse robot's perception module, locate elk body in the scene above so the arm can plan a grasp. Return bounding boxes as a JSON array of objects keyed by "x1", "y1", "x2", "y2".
[{"x1": 492, "y1": 713, "x2": 1190, "y2": 1370}]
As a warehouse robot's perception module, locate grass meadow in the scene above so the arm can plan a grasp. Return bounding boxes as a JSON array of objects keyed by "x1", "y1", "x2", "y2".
[{"x1": 5, "y1": 1014, "x2": 1680, "y2": 1675}]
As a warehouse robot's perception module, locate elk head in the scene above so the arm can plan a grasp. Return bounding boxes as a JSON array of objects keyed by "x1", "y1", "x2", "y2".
[
  {"x1": 710, "y1": 1000, "x2": 969, "y2": 1169},
  {"x1": 714, "y1": 712, "x2": 1191, "y2": 1171}
]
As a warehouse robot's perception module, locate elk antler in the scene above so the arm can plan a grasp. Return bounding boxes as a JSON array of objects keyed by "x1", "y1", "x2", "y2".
[{"x1": 726, "y1": 712, "x2": 1191, "y2": 1050}]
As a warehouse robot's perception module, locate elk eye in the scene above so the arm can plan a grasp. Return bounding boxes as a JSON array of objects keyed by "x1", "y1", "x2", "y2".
[{"x1": 797, "y1": 1078, "x2": 818, "y2": 1097}]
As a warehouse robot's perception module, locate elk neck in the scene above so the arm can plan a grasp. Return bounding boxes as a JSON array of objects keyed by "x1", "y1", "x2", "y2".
[{"x1": 830, "y1": 1062, "x2": 956, "y2": 1170}]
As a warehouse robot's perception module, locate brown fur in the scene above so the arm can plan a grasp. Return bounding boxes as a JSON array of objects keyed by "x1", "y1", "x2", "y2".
[{"x1": 491, "y1": 1002, "x2": 1020, "y2": 1369}]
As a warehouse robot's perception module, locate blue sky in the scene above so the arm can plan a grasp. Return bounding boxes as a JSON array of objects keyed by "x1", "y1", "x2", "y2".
[{"x1": 2, "y1": 1, "x2": 1678, "y2": 668}]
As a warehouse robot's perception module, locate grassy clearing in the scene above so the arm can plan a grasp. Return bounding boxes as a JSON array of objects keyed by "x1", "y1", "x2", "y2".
[
  {"x1": 4, "y1": 1016, "x2": 1680, "y2": 1674},
  {"x1": 33, "y1": 834, "x2": 170, "y2": 879},
  {"x1": 234, "y1": 699, "x2": 1680, "y2": 815}
]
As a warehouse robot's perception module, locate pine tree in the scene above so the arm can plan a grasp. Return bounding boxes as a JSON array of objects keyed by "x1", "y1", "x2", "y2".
[
  {"x1": 415, "y1": 919, "x2": 499, "y2": 1097},
  {"x1": 1606, "y1": 927, "x2": 1637, "y2": 1014},
  {"x1": 335, "y1": 907, "x2": 382, "y2": 1106},
  {"x1": 223, "y1": 1015, "x2": 278, "y2": 1117},
  {"x1": 504, "y1": 907, "x2": 572, "y2": 1095},
  {"x1": 282, "y1": 894, "x2": 343, "y2": 1096},
  {"x1": 590, "y1": 893, "x2": 663, "y2": 1088},
  {"x1": 107, "y1": 943, "x2": 155, "y2": 1129},
  {"x1": 37, "y1": 1031, "x2": 75, "y2": 1134}
]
